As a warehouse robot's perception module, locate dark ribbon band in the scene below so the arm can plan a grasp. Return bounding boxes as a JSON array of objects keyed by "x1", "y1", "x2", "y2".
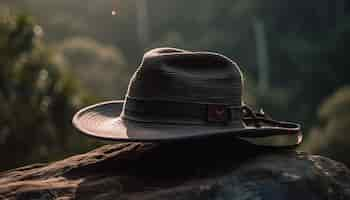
[
  {"x1": 122, "y1": 97, "x2": 242, "y2": 125},
  {"x1": 122, "y1": 97, "x2": 301, "y2": 134}
]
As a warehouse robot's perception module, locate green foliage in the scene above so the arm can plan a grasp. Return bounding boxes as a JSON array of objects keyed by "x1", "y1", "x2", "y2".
[
  {"x1": 0, "y1": 0, "x2": 350, "y2": 167},
  {"x1": 319, "y1": 86, "x2": 350, "y2": 121},
  {"x1": 302, "y1": 86, "x2": 350, "y2": 165},
  {"x1": 0, "y1": 12, "x2": 99, "y2": 170},
  {"x1": 56, "y1": 37, "x2": 129, "y2": 99}
]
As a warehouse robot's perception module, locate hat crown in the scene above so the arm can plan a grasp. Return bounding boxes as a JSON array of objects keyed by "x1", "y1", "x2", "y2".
[{"x1": 126, "y1": 48, "x2": 243, "y2": 106}]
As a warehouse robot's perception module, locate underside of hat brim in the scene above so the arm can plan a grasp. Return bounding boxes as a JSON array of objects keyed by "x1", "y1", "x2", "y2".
[{"x1": 72, "y1": 101, "x2": 302, "y2": 146}]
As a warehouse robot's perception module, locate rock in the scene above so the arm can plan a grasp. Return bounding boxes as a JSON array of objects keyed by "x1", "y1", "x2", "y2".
[{"x1": 1, "y1": 137, "x2": 350, "y2": 200}]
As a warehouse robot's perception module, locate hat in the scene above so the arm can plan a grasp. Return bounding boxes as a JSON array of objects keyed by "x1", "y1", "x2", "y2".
[{"x1": 73, "y1": 47, "x2": 302, "y2": 147}]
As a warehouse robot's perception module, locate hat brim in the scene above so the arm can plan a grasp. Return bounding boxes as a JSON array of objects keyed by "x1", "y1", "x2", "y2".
[{"x1": 72, "y1": 101, "x2": 303, "y2": 147}]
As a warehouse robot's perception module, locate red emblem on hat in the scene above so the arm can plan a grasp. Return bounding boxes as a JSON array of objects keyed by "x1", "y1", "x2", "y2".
[{"x1": 207, "y1": 104, "x2": 229, "y2": 122}]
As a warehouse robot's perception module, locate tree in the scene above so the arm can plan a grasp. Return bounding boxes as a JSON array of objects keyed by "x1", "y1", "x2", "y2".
[
  {"x1": 56, "y1": 37, "x2": 129, "y2": 99},
  {"x1": 302, "y1": 86, "x2": 350, "y2": 165},
  {"x1": 0, "y1": 12, "x2": 96, "y2": 170}
]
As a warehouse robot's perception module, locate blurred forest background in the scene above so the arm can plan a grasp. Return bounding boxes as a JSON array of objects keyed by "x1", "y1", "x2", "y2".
[{"x1": 1, "y1": 0, "x2": 350, "y2": 171}]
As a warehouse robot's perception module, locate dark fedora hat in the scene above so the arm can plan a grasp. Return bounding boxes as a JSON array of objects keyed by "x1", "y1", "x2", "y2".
[{"x1": 73, "y1": 47, "x2": 302, "y2": 147}]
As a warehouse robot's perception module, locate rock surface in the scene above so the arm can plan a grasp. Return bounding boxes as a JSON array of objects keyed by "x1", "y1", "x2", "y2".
[{"x1": 1, "y1": 138, "x2": 350, "y2": 200}]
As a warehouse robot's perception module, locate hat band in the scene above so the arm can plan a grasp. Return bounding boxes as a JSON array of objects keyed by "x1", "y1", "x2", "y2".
[{"x1": 122, "y1": 97, "x2": 242, "y2": 125}]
